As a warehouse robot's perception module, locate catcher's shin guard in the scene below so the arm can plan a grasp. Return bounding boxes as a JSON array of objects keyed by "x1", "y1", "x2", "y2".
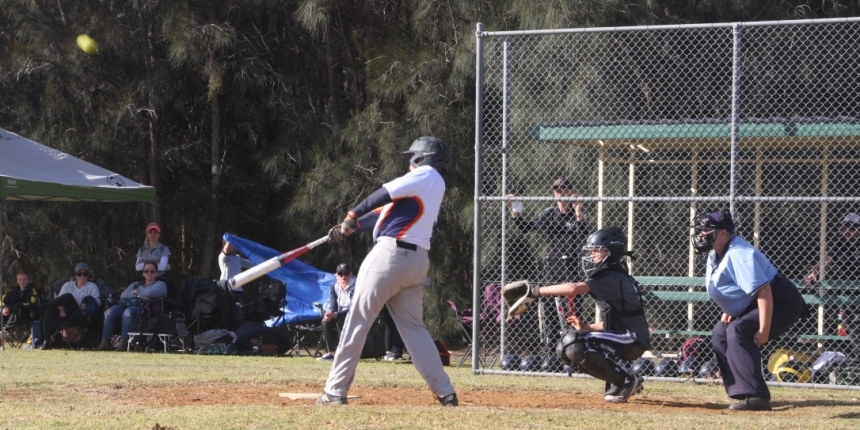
[{"x1": 565, "y1": 341, "x2": 628, "y2": 387}]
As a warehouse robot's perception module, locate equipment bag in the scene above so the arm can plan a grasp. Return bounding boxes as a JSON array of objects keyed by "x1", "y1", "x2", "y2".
[{"x1": 361, "y1": 318, "x2": 387, "y2": 359}]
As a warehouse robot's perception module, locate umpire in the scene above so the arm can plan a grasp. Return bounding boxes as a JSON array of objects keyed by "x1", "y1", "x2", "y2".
[{"x1": 692, "y1": 210, "x2": 807, "y2": 411}]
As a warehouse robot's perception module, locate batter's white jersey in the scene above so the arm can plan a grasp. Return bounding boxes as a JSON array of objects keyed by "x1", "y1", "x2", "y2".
[{"x1": 372, "y1": 165, "x2": 445, "y2": 251}]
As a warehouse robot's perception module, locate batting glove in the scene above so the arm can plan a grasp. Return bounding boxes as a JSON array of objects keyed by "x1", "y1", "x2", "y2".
[
  {"x1": 328, "y1": 225, "x2": 345, "y2": 243},
  {"x1": 341, "y1": 214, "x2": 359, "y2": 236}
]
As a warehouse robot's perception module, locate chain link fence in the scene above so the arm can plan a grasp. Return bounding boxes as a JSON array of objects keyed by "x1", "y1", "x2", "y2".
[{"x1": 472, "y1": 18, "x2": 860, "y2": 388}]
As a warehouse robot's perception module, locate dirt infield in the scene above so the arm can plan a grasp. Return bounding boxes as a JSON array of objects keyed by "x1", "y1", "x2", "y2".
[{"x1": 123, "y1": 382, "x2": 735, "y2": 413}]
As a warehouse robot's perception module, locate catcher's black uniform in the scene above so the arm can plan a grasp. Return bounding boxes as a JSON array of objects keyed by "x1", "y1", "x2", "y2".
[{"x1": 560, "y1": 269, "x2": 650, "y2": 394}]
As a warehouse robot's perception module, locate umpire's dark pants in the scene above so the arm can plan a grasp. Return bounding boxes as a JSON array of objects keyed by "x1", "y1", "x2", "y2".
[{"x1": 711, "y1": 274, "x2": 805, "y2": 399}]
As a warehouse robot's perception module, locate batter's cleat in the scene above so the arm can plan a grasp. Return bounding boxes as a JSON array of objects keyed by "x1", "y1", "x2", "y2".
[
  {"x1": 316, "y1": 392, "x2": 348, "y2": 406},
  {"x1": 729, "y1": 397, "x2": 771, "y2": 411},
  {"x1": 437, "y1": 393, "x2": 459, "y2": 407},
  {"x1": 604, "y1": 375, "x2": 644, "y2": 403}
]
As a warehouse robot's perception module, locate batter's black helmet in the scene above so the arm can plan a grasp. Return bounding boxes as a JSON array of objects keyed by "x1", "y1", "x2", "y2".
[
  {"x1": 632, "y1": 357, "x2": 656, "y2": 377},
  {"x1": 401, "y1": 136, "x2": 452, "y2": 174},
  {"x1": 500, "y1": 353, "x2": 520, "y2": 371},
  {"x1": 520, "y1": 354, "x2": 542, "y2": 372},
  {"x1": 581, "y1": 227, "x2": 629, "y2": 277},
  {"x1": 653, "y1": 358, "x2": 679, "y2": 377}
]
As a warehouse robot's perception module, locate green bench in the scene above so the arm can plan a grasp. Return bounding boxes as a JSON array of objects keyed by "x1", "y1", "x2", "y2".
[{"x1": 636, "y1": 276, "x2": 859, "y2": 343}]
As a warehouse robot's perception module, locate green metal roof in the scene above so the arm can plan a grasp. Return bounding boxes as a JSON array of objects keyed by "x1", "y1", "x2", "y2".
[{"x1": 531, "y1": 121, "x2": 860, "y2": 141}]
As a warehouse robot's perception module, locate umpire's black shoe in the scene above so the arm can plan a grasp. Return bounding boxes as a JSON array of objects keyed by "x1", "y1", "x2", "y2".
[
  {"x1": 729, "y1": 397, "x2": 771, "y2": 411},
  {"x1": 437, "y1": 393, "x2": 459, "y2": 407},
  {"x1": 316, "y1": 391, "x2": 348, "y2": 406}
]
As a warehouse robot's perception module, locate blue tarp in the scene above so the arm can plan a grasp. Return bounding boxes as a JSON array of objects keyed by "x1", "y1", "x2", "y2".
[{"x1": 224, "y1": 233, "x2": 335, "y2": 326}]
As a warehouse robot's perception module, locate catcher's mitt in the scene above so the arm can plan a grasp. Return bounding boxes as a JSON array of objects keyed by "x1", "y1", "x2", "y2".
[{"x1": 501, "y1": 280, "x2": 539, "y2": 319}]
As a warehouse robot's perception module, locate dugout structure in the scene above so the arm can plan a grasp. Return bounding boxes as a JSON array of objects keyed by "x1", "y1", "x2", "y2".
[{"x1": 473, "y1": 18, "x2": 860, "y2": 389}]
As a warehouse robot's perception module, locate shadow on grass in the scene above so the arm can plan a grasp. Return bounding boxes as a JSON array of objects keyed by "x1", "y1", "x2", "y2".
[
  {"x1": 637, "y1": 398, "x2": 860, "y2": 412},
  {"x1": 772, "y1": 399, "x2": 860, "y2": 410},
  {"x1": 637, "y1": 399, "x2": 727, "y2": 410}
]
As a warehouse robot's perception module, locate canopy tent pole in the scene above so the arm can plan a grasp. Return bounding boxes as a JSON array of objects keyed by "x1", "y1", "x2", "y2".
[{"x1": 1, "y1": 199, "x2": 5, "y2": 350}]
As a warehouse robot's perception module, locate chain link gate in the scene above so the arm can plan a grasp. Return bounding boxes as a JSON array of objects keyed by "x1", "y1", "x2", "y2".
[{"x1": 472, "y1": 18, "x2": 860, "y2": 389}]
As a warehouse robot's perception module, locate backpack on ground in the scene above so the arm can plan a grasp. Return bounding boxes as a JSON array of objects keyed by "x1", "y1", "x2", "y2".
[
  {"x1": 361, "y1": 317, "x2": 387, "y2": 359},
  {"x1": 177, "y1": 278, "x2": 234, "y2": 331},
  {"x1": 233, "y1": 324, "x2": 290, "y2": 356}
]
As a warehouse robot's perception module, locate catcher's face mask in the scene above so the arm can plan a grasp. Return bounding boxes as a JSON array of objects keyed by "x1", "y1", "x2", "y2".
[{"x1": 581, "y1": 246, "x2": 610, "y2": 277}]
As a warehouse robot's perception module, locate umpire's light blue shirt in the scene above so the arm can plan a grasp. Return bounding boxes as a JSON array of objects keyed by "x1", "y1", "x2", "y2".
[{"x1": 705, "y1": 236, "x2": 777, "y2": 317}]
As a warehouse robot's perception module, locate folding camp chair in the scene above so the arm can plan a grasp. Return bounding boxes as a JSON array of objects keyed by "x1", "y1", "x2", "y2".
[
  {"x1": 289, "y1": 320, "x2": 326, "y2": 357},
  {"x1": 41, "y1": 278, "x2": 104, "y2": 349},
  {"x1": 1, "y1": 313, "x2": 34, "y2": 348},
  {"x1": 447, "y1": 300, "x2": 485, "y2": 368}
]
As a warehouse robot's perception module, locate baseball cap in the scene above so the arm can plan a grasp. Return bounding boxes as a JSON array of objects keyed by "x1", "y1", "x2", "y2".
[
  {"x1": 843, "y1": 213, "x2": 860, "y2": 226},
  {"x1": 552, "y1": 177, "x2": 572, "y2": 190},
  {"x1": 335, "y1": 263, "x2": 351, "y2": 274},
  {"x1": 74, "y1": 262, "x2": 90, "y2": 273},
  {"x1": 693, "y1": 210, "x2": 736, "y2": 234},
  {"x1": 146, "y1": 222, "x2": 161, "y2": 233}
]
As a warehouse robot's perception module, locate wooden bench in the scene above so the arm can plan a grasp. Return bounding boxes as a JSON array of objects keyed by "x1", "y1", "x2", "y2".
[{"x1": 636, "y1": 276, "x2": 859, "y2": 345}]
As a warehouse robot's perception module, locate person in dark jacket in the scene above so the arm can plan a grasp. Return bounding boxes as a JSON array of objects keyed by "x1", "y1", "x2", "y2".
[
  {"x1": 507, "y1": 177, "x2": 592, "y2": 347},
  {"x1": 2, "y1": 270, "x2": 40, "y2": 325}
]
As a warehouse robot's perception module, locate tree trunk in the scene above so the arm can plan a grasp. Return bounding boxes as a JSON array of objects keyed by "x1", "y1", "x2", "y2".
[
  {"x1": 198, "y1": 93, "x2": 221, "y2": 278},
  {"x1": 324, "y1": 28, "x2": 341, "y2": 126}
]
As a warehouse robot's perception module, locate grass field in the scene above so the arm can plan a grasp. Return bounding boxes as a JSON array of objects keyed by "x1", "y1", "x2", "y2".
[{"x1": 1, "y1": 348, "x2": 859, "y2": 429}]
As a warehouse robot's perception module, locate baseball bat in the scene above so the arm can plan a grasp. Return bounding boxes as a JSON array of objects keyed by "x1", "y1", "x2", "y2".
[
  {"x1": 538, "y1": 299, "x2": 547, "y2": 345},
  {"x1": 224, "y1": 235, "x2": 331, "y2": 290},
  {"x1": 554, "y1": 296, "x2": 568, "y2": 332}
]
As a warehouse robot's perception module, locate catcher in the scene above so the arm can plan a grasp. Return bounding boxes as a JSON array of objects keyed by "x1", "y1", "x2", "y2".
[{"x1": 502, "y1": 226, "x2": 651, "y2": 403}]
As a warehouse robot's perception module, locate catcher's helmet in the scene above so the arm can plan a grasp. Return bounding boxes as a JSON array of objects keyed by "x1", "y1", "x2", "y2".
[
  {"x1": 776, "y1": 359, "x2": 811, "y2": 383},
  {"x1": 632, "y1": 357, "x2": 656, "y2": 376},
  {"x1": 653, "y1": 358, "x2": 679, "y2": 377},
  {"x1": 500, "y1": 353, "x2": 520, "y2": 371},
  {"x1": 520, "y1": 354, "x2": 542, "y2": 372},
  {"x1": 691, "y1": 210, "x2": 735, "y2": 254},
  {"x1": 581, "y1": 227, "x2": 628, "y2": 277},
  {"x1": 541, "y1": 354, "x2": 565, "y2": 372},
  {"x1": 401, "y1": 136, "x2": 451, "y2": 175},
  {"x1": 698, "y1": 359, "x2": 720, "y2": 379}
]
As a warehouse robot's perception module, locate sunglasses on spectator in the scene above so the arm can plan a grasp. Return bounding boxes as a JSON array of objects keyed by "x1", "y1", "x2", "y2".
[
  {"x1": 337, "y1": 272, "x2": 351, "y2": 276},
  {"x1": 76, "y1": 272, "x2": 89, "y2": 277},
  {"x1": 143, "y1": 269, "x2": 157, "y2": 274}
]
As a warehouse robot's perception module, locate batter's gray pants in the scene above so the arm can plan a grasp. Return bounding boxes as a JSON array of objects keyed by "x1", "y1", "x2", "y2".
[{"x1": 323, "y1": 237, "x2": 456, "y2": 398}]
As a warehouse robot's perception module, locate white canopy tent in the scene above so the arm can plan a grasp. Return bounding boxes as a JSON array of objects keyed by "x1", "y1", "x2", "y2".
[{"x1": 1, "y1": 127, "x2": 156, "y2": 349}]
